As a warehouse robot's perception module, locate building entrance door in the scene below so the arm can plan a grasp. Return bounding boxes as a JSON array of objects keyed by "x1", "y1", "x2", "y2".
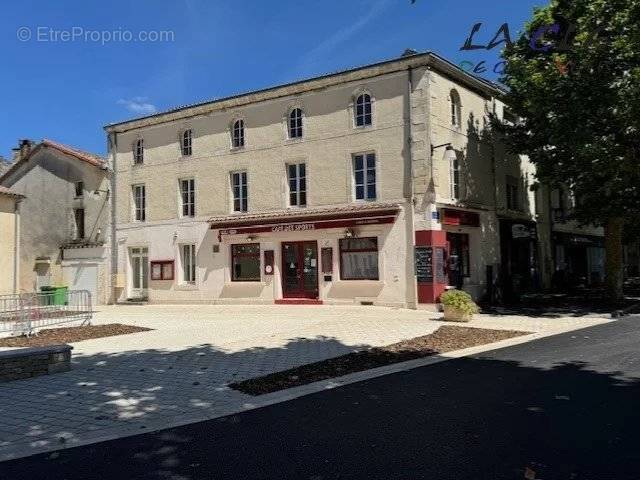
[
  {"x1": 282, "y1": 241, "x2": 318, "y2": 298},
  {"x1": 130, "y1": 247, "x2": 148, "y2": 299}
]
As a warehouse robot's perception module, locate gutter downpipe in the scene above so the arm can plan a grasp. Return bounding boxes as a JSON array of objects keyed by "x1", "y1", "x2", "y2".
[
  {"x1": 108, "y1": 131, "x2": 118, "y2": 304},
  {"x1": 405, "y1": 65, "x2": 418, "y2": 309}
]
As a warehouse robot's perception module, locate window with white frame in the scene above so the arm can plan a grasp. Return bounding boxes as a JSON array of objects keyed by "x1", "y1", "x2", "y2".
[
  {"x1": 450, "y1": 154, "x2": 460, "y2": 199},
  {"x1": 181, "y1": 129, "x2": 192, "y2": 156},
  {"x1": 289, "y1": 108, "x2": 303, "y2": 138},
  {"x1": 134, "y1": 139, "x2": 144, "y2": 164},
  {"x1": 231, "y1": 171, "x2": 248, "y2": 212},
  {"x1": 133, "y1": 184, "x2": 146, "y2": 221},
  {"x1": 287, "y1": 163, "x2": 306, "y2": 207},
  {"x1": 180, "y1": 178, "x2": 196, "y2": 217},
  {"x1": 353, "y1": 153, "x2": 376, "y2": 201},
  {"x1": 231, "y1": 119, "x2": 245, "y2": 148},
  {"x1": 180, "y1": 244, "x2": 196, "y2": 284},
  {"x1": 450, "y1": 90, "x2": 461, "y2": 127},
  {"x1": 355, "y1": 93, "x2": 372, "y2": 127}
]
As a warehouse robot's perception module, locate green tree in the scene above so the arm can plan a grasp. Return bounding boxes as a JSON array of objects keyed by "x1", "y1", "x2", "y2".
[{"x1": 497, "y1": 0, "x2": 640, "y2": 301}]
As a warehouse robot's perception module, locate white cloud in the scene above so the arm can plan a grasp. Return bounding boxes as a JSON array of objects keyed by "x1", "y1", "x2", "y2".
[{"x1": 117, "y1": 97, "x2": 158, "y2": 115}]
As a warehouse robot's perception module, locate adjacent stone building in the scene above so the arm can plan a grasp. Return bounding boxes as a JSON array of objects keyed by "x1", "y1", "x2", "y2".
[
  {"x1": 0, "y1": 140, "x2": 112, "y2": 304},
  {"x1": 0, "y1": 186, "x2": 23, "y2": 294},
  {"x1": 104, "y1": 51, "x2": 604, "y2": 306}
]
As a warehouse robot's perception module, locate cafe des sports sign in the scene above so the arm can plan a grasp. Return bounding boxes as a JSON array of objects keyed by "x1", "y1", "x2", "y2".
[{"x1": 217, "y1": 215, "x2": 396, "y2": 239}]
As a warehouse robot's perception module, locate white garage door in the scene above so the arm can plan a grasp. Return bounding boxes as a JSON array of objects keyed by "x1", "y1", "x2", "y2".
[{"x1": 63, "y1": 263, "x2": 98, "y2": 303}]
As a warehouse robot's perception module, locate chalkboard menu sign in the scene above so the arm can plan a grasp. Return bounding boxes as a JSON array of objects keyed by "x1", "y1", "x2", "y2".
[
  {"x1": 415, "y1": 246, "x2": 433, "y2": 283},
  {"x1": 435, "y1": 247, "x2": 447, "y2": 283}
]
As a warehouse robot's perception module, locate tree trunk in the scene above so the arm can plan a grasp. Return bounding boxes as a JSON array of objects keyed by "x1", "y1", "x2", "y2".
[{"x1": 604, "y1": 217, "x2": 624, "y2": 302}]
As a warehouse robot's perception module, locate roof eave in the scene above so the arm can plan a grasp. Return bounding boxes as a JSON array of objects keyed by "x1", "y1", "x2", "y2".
[{"x1": 105, "y1": 52, "x2": 505, "y2": 133}]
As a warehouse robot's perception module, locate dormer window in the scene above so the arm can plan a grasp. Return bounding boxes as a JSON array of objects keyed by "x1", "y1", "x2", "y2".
[
  {"x1": 134, "y1": 139, "x2": 144, "y2": 164},
  {"x1": 289, "y1": 108, "x2": 303, "y2": 139},
  {"x1": 181, "y1": 129, "x2": 192, "y2": 156},
  {"x1": 232, "y1": 119, "x2": 245, "y2": 148},
  {"x1": 355, "y1": 93, "x2": 372, "y2": 127}
]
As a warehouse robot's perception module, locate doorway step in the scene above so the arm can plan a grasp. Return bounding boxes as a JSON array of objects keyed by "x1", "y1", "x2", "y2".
[{"x1": 274, "y1": 299, "x2": 323, "y2": 305}]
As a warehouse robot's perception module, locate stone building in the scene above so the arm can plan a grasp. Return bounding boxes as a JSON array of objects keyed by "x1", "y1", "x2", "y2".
[
  {"x1": 104, "y1": 51, "x2": 603, "y2": 306},
  {"x1": 0, "y1": 186, "x2": 23, "y2": 294},
  {"x1": 0, "y1": 139, "x2": 112, "y2": 304}
]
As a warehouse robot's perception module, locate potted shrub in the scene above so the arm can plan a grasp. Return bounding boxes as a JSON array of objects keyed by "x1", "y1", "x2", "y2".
[{"x1": 440, "y1": 289, "x2": 479, "y2": 322}]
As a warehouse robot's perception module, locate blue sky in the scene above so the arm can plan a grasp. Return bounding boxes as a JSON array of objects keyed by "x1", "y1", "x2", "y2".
[{"x1": 0, "y1": 0, "x2": 544, "y2": 159}]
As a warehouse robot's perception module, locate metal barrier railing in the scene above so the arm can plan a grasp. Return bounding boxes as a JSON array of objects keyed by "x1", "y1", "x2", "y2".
[{"x1": 0, "y1": 290, "x2": 92, "y2": 336}]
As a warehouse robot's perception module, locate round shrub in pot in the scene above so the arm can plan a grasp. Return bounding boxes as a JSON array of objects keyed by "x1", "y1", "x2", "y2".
[{"x1": 440, "y1": 289, "x2": 479, "y2": 322}]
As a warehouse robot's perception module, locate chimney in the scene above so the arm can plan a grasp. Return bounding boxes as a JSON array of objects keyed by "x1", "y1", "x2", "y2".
[
  {"x1": 401, "y1": 48, "x2": 418, "y2": 57},
  {"x1": 12, "y1": 139, "x2": 34, "y2": 161}
]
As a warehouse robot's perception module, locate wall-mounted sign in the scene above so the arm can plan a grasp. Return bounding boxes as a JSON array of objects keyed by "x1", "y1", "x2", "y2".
[
  {"x1": 441, "y1": 209, "x2": 480, "y2": 227},
  {"x1": 321, "y1": 247, "x2": 333, "y2": 274},
  {"x1": 264, "y1": 250, "x2": 274, "y2": 275},
  {"x1": 150, "y1": 260, "x2": 174, "y2": 281}
]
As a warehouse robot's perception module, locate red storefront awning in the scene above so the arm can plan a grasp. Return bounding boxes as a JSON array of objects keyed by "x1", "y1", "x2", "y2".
[{"x1": 209, "y1": 202, "x2": 400, "y2": 240}]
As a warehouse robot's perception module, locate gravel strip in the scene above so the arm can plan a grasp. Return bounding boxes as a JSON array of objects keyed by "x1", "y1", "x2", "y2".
[
  {"x1": 0, "y1": 324, "x2": 152, "y2": 347},
  {"x1": 230, "y1": 326, "x2": 528, "y2": 396}
]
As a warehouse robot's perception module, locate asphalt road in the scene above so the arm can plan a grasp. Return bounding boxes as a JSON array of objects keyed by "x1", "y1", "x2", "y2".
[{"x1": 2, "y1": 316, "x2": 640, "y2": 480}]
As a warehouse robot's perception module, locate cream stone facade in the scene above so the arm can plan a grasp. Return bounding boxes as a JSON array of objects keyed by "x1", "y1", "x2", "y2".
[
  {"x1": 106, "y1": 51, "x2": 604, "y2": 306},
  {"x1": 0, "y1": 187, "x2": 22, "y2": 294},
  {"x1": 0, "y1": 140, "x2": 112, "y2": 304}
]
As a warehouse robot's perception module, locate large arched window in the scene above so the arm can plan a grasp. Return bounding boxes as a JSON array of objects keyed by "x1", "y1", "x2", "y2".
[
  {"x1": 231, "y1": 119, "x2": 245, "y2": 148},
  {"x1": 355, "y1": 93, "x2": 372, "y2": 127},
  {"x1": 289, "y1": 108, "x2": 303, "y2": 139},
  {"x1": 134, "y1": 138, "x2": 144, "y2": 164},
  {"x1": 450, "y1": 89, "x2": 461, "y2": 127},
  {"x1": 181, "y1": 129, "x2": 192, "y2": 156}
]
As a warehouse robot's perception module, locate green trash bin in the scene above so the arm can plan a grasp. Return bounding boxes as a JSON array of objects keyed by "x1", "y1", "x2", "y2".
[{"x1": 40, "y1": 286, "x2": 68, "y2": 305}]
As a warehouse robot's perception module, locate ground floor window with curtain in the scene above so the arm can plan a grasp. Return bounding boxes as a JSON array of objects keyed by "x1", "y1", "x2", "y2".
[
  {"x1": 181, "y1": 244, "x2": 196, "y2": 284},
  {"x1": 231, "y1": 244, "x2": 261, "y2": 281},
  {"x1": 339, "y1": 237, "x2": 379, "y2": 280}
]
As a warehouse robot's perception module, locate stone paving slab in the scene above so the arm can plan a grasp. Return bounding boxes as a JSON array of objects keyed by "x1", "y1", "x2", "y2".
[{"x1": 0, "y1": 304, "x2": 610, "y2": 462}]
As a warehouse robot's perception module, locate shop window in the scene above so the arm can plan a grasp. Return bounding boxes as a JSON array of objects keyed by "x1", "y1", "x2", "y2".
[
  {"x1": 339, "y1": 237, "x2": 379, "y2": 280},
  {"x1": 231, "y1": 244, "x2": 261, "y2": 281}
]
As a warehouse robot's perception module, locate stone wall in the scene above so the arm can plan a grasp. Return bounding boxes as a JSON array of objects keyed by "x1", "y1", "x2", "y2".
[{"x1": 0, "y1": 345, "x2": 72, "y2": 382}]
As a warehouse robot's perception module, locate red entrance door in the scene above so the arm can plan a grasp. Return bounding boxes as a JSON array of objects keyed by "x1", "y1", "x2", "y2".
[{"x1": 282, "y1": 241, "x2": 319, "y2": 298}]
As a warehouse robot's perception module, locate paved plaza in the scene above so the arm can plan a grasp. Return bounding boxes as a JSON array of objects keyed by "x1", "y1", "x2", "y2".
[{"x1": 0, "y1": 304, "x2": 611, "y2": 461}]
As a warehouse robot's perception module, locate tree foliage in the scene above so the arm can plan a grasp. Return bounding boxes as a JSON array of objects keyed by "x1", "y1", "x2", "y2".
[{"x1": 497, "y1": 0, "x2": 640, "y2": 227}]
